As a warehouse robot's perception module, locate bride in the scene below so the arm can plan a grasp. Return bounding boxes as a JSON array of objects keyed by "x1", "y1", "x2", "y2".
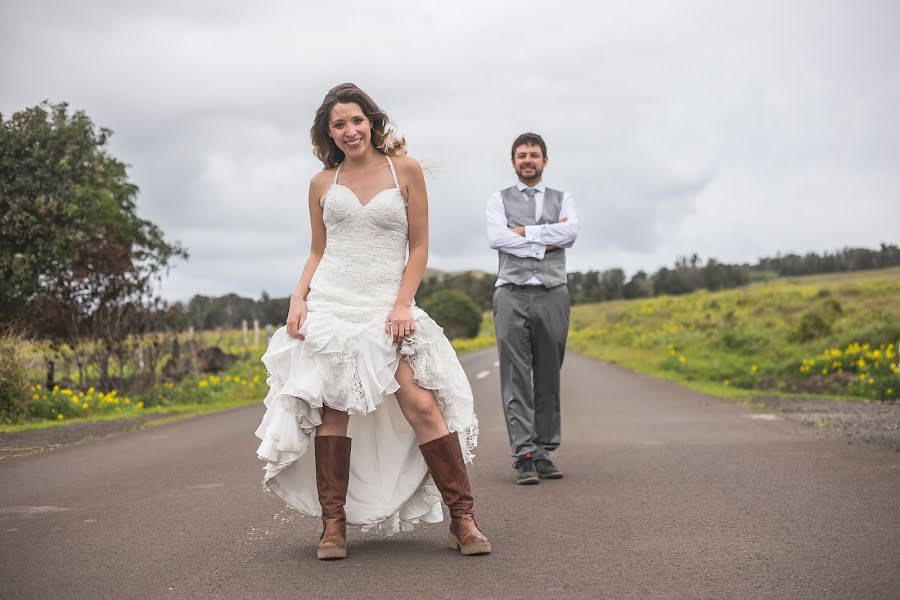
[{"x1": 254, "y1": 83, "x2": 490, "y2": 559}]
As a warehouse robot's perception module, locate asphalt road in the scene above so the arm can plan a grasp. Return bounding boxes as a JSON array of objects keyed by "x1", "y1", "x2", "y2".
[{"x1": 1, "y1": 350, "x2": 898, "y2": 599}]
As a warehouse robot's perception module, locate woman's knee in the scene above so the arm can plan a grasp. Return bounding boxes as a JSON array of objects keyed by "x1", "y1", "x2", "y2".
[{"x1": 401, "y1": 392, "x2": 441, "y2": 424}]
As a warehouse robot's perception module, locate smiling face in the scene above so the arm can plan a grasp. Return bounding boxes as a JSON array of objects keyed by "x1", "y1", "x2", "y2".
[
  {"x1": 512, "y1": 143, "x2": 548, "y2": 185},
  {"x1": 328, "y1": 102, "x2": 372, "y2": 158}
]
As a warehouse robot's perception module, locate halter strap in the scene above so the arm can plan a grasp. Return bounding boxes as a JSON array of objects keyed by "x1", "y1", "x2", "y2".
[
  {"x1": 333, "y1": 155, "x2": 398, "y2": 187},
  {"x1": 386, "y1": 156, "x2": 399, "y2": 188}
]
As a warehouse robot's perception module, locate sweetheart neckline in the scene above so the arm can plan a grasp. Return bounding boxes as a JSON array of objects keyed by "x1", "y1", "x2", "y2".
[{"x1": 330, "y1": 183, "x2": 402, "y2": 208}]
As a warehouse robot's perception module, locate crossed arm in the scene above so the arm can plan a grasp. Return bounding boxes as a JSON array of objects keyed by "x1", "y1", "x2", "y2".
[{"x1": 485, "y1": 191, "x2": 579, "y2": 258}]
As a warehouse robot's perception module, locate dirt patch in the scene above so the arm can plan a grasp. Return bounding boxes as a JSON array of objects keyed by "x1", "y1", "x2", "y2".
[
  {"x1": 754, "y1": 396, "x2": 900, "y2": 452},
  {"x1": 0, "y1": 413, "x2": 174, "y2": 459}
]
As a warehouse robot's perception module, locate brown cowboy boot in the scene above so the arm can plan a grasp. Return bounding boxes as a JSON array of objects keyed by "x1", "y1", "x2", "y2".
[
  {"x1": 420, "y1": 432, "x2": 491, "y2": 556},
  {"x1": 314, "y1": 435, "x2": 351, "y2": 560}
]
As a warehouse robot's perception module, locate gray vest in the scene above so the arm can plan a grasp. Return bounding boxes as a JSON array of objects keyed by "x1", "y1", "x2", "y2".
[{"x1": 497, "y1": 186, "x2": 567, "y2": 287}]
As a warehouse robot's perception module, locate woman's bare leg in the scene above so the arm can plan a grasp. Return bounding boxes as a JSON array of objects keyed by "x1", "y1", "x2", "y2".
[
  {"x1": 316, "y1": 405, "x2": 350, "y2": 436},
  {"x1": 394, "y1": 359, "x2": 450, "y2": 444}
]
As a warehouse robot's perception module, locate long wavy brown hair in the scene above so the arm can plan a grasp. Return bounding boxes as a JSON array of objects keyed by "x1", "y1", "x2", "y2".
[{"x1": 310, "y1": 83, "x2": 407, "y2": 169}]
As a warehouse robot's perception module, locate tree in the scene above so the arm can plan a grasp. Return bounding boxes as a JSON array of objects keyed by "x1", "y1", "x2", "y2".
[
  {"x1": 419, "y1": 289, "x2": 482, "y2": 339},
  {"x1": 0, "y1": 102, "x2": 186, "y2": 379}
]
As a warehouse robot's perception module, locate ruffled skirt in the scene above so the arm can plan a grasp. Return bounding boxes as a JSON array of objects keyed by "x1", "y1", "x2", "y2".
[{"x1": 255, "y1": 305, "x2": 478, "y2": 535}]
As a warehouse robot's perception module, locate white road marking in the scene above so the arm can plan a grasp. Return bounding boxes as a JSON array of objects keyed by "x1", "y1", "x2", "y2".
[
  {"x1": 0, "y1": 506, "x2": 70, "y2": 515},
  {"x1": 475, "y1": 370, "x2": 491, "y2": 380},
  {"x1": 493, "y1": 361, "x2": 500, "y2": 368},
  {"x1": 83, "y1": 519, "x2": 97, "y2": 524},
  {"x1": 187, "y1": 483, "x2": 224, "y2": 489},
  {"x1": 747, "y1": 414, "x2": 782, "y2": 420}
]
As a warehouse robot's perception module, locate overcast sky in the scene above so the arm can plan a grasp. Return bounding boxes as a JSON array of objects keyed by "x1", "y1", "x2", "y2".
[{"x1": 3, "y1": 0, "x2": 898, "y2": 300}]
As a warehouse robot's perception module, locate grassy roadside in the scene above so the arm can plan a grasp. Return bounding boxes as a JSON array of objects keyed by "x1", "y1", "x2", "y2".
[
  {"x1": 2, "y1": 334, "x2": 498, "y2": 434},
  {"x1": 568, "y1": 267, "x2": 900, "y2": 404}
]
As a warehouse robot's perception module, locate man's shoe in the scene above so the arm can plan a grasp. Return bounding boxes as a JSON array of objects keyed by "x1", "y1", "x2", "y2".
[
  {"x1": 514, "y1": 455, "x2": 539, "y2": 485},
  {"x1": 535, "y1": 457, "x2": 563, "y2": 479}
]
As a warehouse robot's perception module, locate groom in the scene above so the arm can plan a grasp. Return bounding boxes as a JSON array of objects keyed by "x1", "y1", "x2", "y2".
[{"x1": 486, "y1": 132, "x2": 579, "y2": 485}]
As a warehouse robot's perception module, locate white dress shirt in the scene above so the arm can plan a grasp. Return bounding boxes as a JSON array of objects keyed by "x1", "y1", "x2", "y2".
[{"x1": 486, "y1": 181, "x2": 579, "y2": 286}]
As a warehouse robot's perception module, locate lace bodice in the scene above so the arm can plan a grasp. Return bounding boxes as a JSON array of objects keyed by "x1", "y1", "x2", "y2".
[{"x1": 307, "y1": 157, "x2": 408, "y2": 318}]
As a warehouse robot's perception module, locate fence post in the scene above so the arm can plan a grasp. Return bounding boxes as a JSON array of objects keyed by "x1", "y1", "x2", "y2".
[{"x1": 253, "y1": 320, "x2": 260, "y2": 346}]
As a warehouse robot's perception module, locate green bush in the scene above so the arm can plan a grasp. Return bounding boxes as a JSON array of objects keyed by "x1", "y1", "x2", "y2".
[
  {"x1": 789, "y1": 299, "x2": 843, "y2": 343},
  {"x1": 0, "y1": 336, "x2": 30, "y2": 423},
  {"x1": 420, "y1": 289, "x2": 482, "y2": 339}
]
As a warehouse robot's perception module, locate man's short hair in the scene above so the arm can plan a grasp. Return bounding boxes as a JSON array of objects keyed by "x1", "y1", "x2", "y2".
[{"x1": 511, "y1": 133, "x2": 547, "y2": 160}]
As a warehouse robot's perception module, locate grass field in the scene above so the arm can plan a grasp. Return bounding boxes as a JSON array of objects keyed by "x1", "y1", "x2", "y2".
[
  {"x1": 3, "y1": 326, "x2": 496, "y2": 431},
  {"x1": 567, "y1": 267, "x2": 900, "y2": 402}
]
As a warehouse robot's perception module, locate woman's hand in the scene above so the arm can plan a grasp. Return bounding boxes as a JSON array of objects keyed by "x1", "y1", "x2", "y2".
[
  {"x1": 385, "y1": 303, "x2": 415, "y2": 346},
  {"x1": 286, "y1": 296, "x2": 307, "y2": 340}
]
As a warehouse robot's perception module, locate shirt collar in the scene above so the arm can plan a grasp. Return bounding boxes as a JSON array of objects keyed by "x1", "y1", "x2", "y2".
[{"x1": 515, "y1": 181, "x2": 546, "y2": 194}]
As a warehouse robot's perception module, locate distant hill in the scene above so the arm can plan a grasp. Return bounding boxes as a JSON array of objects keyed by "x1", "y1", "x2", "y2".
[{"x1": 423, "y1": 268, "x2": 493, "y2": 281}]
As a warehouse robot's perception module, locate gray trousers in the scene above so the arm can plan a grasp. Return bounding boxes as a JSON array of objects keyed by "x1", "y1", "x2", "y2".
[{"x1": 492, "y1": 283, "x2": 570, "y2": 459}]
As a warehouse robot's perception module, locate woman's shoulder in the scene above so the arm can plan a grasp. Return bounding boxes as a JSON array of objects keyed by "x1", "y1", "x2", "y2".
[
  {"x1": 309, "y1": 168, "x2": 335, "y2": 192},
  {"x1": 312, "y1": 167, "x2": 337, "y2": 184},
  {"x1": 390, "y1": 155, "x2": 423, "y2": 178}
]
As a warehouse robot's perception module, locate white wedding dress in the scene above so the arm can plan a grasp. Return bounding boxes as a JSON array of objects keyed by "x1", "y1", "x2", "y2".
[{"x1": 255, "y1": 156, "x2": 478, "y2": 535}]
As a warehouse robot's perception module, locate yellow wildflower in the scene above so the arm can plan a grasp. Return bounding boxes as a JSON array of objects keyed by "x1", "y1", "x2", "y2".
[
  {"x1": 33, "y1": 393, "x2": 39, "y2": 400},
  {"x1": 87, "y1": 387, "x2": 94, "y2": 394},
  {"x1": 678, "y1": 355, "x2": 686, "y2": 364},
  {"x1": 71, "y1": 397, "x2": 79, "y2": 405},
  {"x1": 57, "y1": 414, "x2": 64, "y2": 420},
  {"x1": 198, "y1": 380, "x2": 208, "y2": 388},
  {"x1": 859, "y1": 373, "x2": 867, "y2": 381},
  {"x1": 751, "y1": 365, "x2": 758, "y2": 374},
  {"x1": 821, "y1": 368, "x2": 827, "y2": 375},
  {"x1": 36, "y1": 384, "x2": 42, "y2": 390},
  {"x1": 723, "y1": 379, "x2": 730, "y2": 386},
  {"x1": 82, "y1": 402, "x2": 89, "y2": 410},
  {"x1": 136, "y1": 401, "x2": 144, "y2": 409}
]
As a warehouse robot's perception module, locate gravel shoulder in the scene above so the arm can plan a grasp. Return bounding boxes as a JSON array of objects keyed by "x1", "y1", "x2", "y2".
[{"x1": 753, "y1": 396, "x2": 900, "y2": 451}]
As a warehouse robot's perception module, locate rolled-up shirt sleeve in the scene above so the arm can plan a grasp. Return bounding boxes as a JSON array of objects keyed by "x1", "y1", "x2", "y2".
[
  {"x1": 486, "y1": 192, "x2": 546, "y2": 260},
  {"x1": 523, "y1": 191, "x2": 579, "y2": 248}
]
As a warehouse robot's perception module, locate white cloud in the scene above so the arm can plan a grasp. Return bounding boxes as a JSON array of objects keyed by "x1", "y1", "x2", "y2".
[{"x1": 2, "y1": 0, "x2": 898, "y2": 300}]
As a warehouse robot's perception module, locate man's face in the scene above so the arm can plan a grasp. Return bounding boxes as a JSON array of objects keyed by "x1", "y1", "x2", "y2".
[{"x1": 512, "y1": 144, "x2": 547, "y2": 183}]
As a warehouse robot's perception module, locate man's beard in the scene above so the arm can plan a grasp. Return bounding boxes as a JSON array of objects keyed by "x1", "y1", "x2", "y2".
[{"x1": 516, "y1": 164, "x2": 543, "y2": 181}]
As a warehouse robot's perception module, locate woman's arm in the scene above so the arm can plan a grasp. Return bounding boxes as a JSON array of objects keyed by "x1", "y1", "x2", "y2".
[
  {"x1": 286, "y1": 171, "x2": 330, "y2": 339},
  {"x1": 385, "y1": 156, "x2": 428, "y2": 344}
]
